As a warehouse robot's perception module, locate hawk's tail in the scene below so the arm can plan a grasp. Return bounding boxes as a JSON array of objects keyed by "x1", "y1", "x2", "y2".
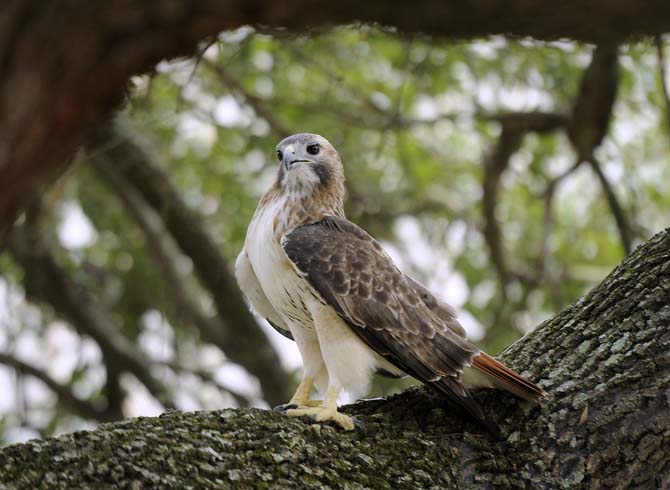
[{"x1": 471, "y1": 352, "x2": 546, "y2": 402}]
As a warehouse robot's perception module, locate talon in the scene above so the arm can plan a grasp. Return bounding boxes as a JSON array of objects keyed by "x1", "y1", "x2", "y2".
[
  {"x1": 352, "y1": 416, "x2": 367, "y2": 436},
  {"x1": 275, "y1": 398, "x2": 322, "y2": 412},
  {"x1": 273, "y1": 403, "x2": 298, "y2": 412},
  {"x1": 285, "y1": 406, "x2": 354, "y2": 431},
  {"x1": 314, "y1": 410, "x2": 355, "y2": 431},
  {"x1": 283, "y1": 386, "x2": 355, "y2": 431}
]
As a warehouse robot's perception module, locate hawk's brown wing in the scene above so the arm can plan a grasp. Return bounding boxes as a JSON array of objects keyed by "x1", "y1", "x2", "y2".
[{"x1": 283, "y1": 216, "x2": 496, "y2": 432}]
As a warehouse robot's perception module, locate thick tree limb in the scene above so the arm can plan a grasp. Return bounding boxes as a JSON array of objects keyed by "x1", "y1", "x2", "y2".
[
  {"x1": 2, "y1": 227, "x2": 668, "y2": 489},
  {"x1": 1, "y1": 2, "x2": 670, "y2": 237},
  {"x1": 86, "y1": 121, "x2": 292, "y2": 406},
  {"x1": 567, "y1": 44, "x2": 620, "y2": 156}
]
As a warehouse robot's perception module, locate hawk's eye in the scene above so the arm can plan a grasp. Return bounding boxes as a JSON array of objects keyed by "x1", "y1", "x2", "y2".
[
  {"x1": 276, "y1": 150, "x2": 283, "y2": 161},
  {"x1": 306, "y1": 144, "x2": 320, "y2": 155}
]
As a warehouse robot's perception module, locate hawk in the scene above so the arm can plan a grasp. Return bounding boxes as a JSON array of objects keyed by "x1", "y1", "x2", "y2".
[{"x1": 235, "y1": 133, "x2": 545, "y2": 432}]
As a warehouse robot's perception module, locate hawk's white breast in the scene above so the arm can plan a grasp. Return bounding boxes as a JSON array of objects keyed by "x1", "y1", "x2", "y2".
[{"x1": 245, "y1": 196, "x2": 315, "y2": 331}]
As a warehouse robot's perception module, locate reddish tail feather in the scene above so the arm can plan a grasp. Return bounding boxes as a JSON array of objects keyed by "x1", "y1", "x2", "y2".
[{"x1": 471, "y1": 352, "x2": 546, "y2": 402}]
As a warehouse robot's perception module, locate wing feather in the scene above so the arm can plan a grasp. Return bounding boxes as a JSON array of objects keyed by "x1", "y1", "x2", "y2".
[{"x1": 282, "y1": 216, "x2": 496, "y2": 430}]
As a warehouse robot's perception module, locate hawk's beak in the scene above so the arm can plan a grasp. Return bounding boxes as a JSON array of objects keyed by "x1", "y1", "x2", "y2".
[
  {"x1": 284, "y1": 159, "x2": 312, "y2": 170},
  {"x1": 282, "y1": 145, "x2": 312, "y2": 170}
]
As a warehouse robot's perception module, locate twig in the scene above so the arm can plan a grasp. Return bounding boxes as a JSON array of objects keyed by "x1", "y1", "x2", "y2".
[
  {"x1": 175, "y1": 37, "x2": 218, "y2": 112},
  {"x1": 284, "y1": 43, "x2": 389, "y2": 117},
  {"x1": 539, "y1": 160, "x2": 583, "y2": 273},
  {"x1": 538, "y1": 161, "x2": 583, "y2": 309},
  {"x1": 482, "y1": 113, "x2": 567, "y2": 298}
]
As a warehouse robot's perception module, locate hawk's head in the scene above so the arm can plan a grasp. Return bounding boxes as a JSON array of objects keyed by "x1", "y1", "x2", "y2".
[{"x1": 274, "y1": 133, "x2": 344, "y2": 201}]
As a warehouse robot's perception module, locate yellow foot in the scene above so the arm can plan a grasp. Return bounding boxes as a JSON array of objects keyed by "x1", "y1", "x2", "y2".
[
  {"x1": 298, "y1": 399, "x2": 323, "y2": 408},
  {"x1": 286, "y1": 406, "x2": 355, "y2": 431}
]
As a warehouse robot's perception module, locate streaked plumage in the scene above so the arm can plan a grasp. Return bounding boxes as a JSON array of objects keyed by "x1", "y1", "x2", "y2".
[{"x1": 236, "y1": 133, "x2": 545, "y2": 432}]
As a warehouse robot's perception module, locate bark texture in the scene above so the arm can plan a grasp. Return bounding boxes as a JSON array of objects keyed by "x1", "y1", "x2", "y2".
[
  {"x1": 1, "y1": 1, "x2": 670, "y2": 237},
  {"x1": 1, "y1": 227, "x2": 669, "y2": 489}
]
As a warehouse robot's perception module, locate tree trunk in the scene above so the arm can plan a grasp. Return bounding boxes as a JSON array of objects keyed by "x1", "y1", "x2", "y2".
[
  {"x1": 1, "y1": 228, "x2": 668, "y2": 489},
  {"x1": 1, "y1": 1, "x2": 670, "y2": 238}
]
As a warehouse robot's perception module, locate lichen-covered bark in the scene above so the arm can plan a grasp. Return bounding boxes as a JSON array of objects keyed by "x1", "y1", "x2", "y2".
[{"x1": 1, "y1": 229, "x2": 669, "y2": 489}]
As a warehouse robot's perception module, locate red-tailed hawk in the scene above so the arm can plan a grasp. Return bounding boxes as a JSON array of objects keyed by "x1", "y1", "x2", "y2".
[{"x1": 235, "y1": 133, "x2": 545, "y2": 432}]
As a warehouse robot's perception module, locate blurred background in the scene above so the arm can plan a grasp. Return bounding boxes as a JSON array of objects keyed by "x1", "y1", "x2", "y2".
[{"x1": 0, "y1": 27, "x2": 668, "y2": 445}]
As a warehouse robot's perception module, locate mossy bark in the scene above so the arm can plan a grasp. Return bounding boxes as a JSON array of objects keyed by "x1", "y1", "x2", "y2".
[{"x1": 1, "y1": 229, "x2": 669, "y2": 489}]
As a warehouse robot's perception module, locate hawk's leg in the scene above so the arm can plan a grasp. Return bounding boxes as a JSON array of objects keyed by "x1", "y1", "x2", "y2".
[
  {"x1": 274, "y1": 377, "x2": 322, "y2": 411},
  {"x1": 287, "y1": 386, "x2": 354, "y2": 430}
]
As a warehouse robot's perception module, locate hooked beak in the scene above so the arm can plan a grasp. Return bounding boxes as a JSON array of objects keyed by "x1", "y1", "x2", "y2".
[
  {"x1": 282, "y1": 145, "x2": 312, "y2": 170},
  {"x1": 284, "y1": 158, "x2": 312, "y2": 170}
]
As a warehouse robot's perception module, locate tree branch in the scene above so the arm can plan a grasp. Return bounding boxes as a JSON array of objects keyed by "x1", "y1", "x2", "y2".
[
  {"x1": 538, "y1": 160, "x2": 583, "y2": 309},
  {"x1": 1, "y1": 2, "x2": 670, "y2": 237},
  {"x1": 482, "y1": 127, "x2": 522, "y2": 289},
  {"x1": 567, "y1": 43, "x2": 619, "y2": 157},
  {"x1": 481, "y1": 112, "x2": 566, "y2": 292},
  {"x1": 92, "y1": 156, "x2": 260, "y2": 407},
  {"x1": 7, "y1": 217, "x2": 175, "y2": 410},
  {"x1": 0, "y1": 351, "x2": 117, "y2": 423},
  {"x1": 586, "y1": 154, "x2": 635, "y2": 254},
  {"x1": 2, "y1": 226, "x2": 669, "y2": 488},
  {"x1": 159, "y1": 360, "x2": 251, "y2": 408},
  {"x1": 567, "y1": 43, "x2": 635, "y2": 255}
]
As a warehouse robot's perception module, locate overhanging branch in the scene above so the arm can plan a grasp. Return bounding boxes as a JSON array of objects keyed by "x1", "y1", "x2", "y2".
[{"x1": 1, "y1": 2, "x2": 669, "y2": 237}]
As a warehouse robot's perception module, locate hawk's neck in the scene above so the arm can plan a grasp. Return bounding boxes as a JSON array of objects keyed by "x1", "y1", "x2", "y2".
[{"x1": 259, "y1": 187, "x2": 344, "y2": 238}]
